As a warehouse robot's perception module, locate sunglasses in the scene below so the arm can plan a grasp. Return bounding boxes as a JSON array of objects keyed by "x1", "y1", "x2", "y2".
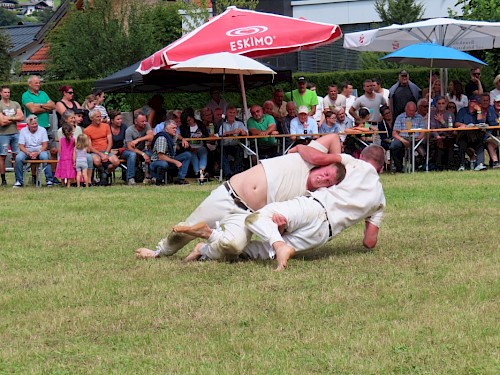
[{"x1": 67, "y1": 91, "x2": 74, "y2": 94}]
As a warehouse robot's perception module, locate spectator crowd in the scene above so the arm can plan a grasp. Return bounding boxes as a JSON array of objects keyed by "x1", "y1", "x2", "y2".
[{"x1": 2, "y1": 70, "x2": 499, "y2": 188}]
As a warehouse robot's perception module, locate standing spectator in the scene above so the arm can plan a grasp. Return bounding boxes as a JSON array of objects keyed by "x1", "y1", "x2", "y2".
[
  {"x1": 0, "y1": 85, "x2": 24, "y2": 186},
  {"x1": 207, "y1": 87, "x2": 228, "y2": 114},
  {"x1": 81, "y1": 94, "x2": 97, "y2": 128},
  {"x1": 13, "y1": 115, "x2": 54, "y2": 187},
  {"x1": 278, "y1": 101, "x2": 296, "y2": 151},
  {"x1": 92, "y1": 89, "x2": 109, "y2": 123},
  {"x1": 465, "y1": 68, "x2": 487, "y2": 99},
  {"x1": 372, "y1": 77, "x2": 390, "y2": 104},
  {"x1": 21, "y1": 75, "x2": 57, "y2": 175},
  {"x1": 84, "y1": 109, "x2": 120, "y2": 184},
  {"x1": 341, "y1": 81, "x2": 357, "y2": 121},
  {"x1": 307, "y1": 82, "x2": 324, "y2": 125},
  {"x1": 489, "y1": 74, "x2": 500, "y2": 105},
  {"x1": 290, "y1": 105, "x2": 318, "y2": 144},
  {"x1": 284, "y1": 76, "x2": 318, "y2": 116},
  {"x1": 55, "y1": 123, "x2": 77, "y2": 188},
  {"x1": 319, "y1": 111, "x2": 339, "y2": 134},
  {"x1": 323, "y1": 84, "x2": 346, "y2": 113},
  {"x1": 218, "y1": 106, "x2": 248, "y2": 178},
  {"x1": 447, "y1": 80, "x2": 468, "y2": 112},
  {"x1": 150, "y1": 120, "x2": 191, "y2": 185},
  {"x1": 55, "y1": 85, "x2": 81, "y2": 127},
  {"x1": 350, "y1": 79, "x2": 387, "y2": 124},
  {"x1": 247, "y1": 104, "x2": 278, "y2": 158},
  {"x1": 135, "y1": 94, "x2": 166, "y2": 127},
  {"x1": 388, "y1": 70, "x2": 421, "y2": 120},
  {"x1": 269, "y1": 88, "x2": 287, "y2": 124},
  {"x1": 123, "y1": 112, "x2": 153, "y2": 185},
  {"x1": 74, "y1": 134, "x2": 91, "y2": 188}
]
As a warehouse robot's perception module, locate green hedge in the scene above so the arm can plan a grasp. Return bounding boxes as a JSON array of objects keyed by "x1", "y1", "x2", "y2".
[{"x1": 5, "y1": 67, "x2": 494, "y2": 112}]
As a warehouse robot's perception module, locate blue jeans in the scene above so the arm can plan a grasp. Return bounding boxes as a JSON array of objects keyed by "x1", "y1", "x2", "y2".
[
  {"x1": 0, "y1": 133, "x2": 19, "y2": 155},
  {"x1": 15, "y1": 151, "x2": 53, "y2": 184},
  {"x1": 121, "y1": 150, "x2": 151, "y2": 180},
  {"x1": 190, "y1": 146, "x2": 208, "y2": 172},
  {"x1": 150, "y1": 151, "x2": 191, "y2": 180}
]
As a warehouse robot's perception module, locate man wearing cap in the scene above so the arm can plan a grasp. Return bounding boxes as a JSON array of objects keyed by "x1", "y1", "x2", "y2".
[
  {"x1": 455, "y1": 95, "x2": 489, "y2": 171},
  {"x1": 290, "y1": 106, "x2": 318, "y2": 144},
  {"x1": 388, "y1": 70, "x2": 421, "y2": 120},
  {"x1": 284, "y1": 76, "x2": 318, "y2": 117}
]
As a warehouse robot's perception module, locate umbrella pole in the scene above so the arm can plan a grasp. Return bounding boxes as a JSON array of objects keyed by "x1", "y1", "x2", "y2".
[
  {"x1": 239, "y1": 73, "x2": 249, "y2": 122},
  {"x1": 426, "y1": 69, "x2": 431, "y2": 172}
]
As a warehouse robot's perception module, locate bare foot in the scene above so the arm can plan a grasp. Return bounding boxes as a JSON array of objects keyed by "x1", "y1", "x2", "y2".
[
  {"x1": 183, "y1": 243, "x2": 204, "y2": 262},
  {"x1": 172, "y1": 222, "x2": 212, "y2": 239},
  {"x1": 135, "y1": 248, "x2": 158, "y2": 259},
  {"x1": 274, "y1": 244, "x2": 296, "y2": 272}
]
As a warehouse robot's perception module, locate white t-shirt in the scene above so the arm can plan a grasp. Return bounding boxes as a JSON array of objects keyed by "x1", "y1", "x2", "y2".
[
  {"x1": 310, "y1": 154, "x2": 386, "y2": 235},
  {"x1": 323, "y1": 94, "x2": 347, "y2": 112},
  {"x1": 19, "y1": 126, "x2": 48, "y2": 152},
  {"x1": 446, "y1": 94, "x2": 468, "y2": 112},
  {"x1": 260, "y1": 140, "x2": 327, "y2": 204}
]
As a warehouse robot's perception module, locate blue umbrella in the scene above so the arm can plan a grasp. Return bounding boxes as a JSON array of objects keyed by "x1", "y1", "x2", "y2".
[{"x1": 380, "y1": 42, "x2": 487, "y2": 68}]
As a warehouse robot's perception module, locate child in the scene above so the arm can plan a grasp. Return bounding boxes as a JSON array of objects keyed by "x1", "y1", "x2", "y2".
[
  {"x1": 55, "y1": 123, "x2": 77, "y2": 187},
  {"x1": 74, "y1": 134, "x2": 90, "y2": 188}
]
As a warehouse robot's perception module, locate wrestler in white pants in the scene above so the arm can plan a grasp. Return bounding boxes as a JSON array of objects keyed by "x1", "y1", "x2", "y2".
[
  {"x1": 156, "y1": 183, "x2": 252, "y2": 258},
  {"x1": 243, "y1": 196, "x2": 331, "y2": 260}
]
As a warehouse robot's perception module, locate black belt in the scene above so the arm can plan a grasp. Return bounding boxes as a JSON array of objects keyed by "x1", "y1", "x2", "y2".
[
  {"x1": 223, "y1": 181, "x2": 252, "y2": 212},
  {"x1": 310, "y1": 196, "x2": 333, "y2": 238}
]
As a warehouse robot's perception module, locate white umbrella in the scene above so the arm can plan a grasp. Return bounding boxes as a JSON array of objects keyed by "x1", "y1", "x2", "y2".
[
  {"x1": 343, "y1": 17, "x2": 500, "y2": 52},
  {"x1": 172, "y1": 52, "x2": 276, "y2": 119}
]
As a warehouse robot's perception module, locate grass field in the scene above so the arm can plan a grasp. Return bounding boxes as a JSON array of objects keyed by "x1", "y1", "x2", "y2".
[{"x1": 1, "y1": 170, "x2": 499, "y2": 374}]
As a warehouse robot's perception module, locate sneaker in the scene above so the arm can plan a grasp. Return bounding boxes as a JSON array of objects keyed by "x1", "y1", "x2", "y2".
[
  {"x1": 127, "y1": 178, "x2": 136, "y2": 186},
  {"x1": 46, "y1": 181, "x2": 53, "y2": 187},
  {"x1": 474, "y1": 163, "x2": 487, "y2": 171},
  {"x1": 493, "y1": 161, "x2": 500, "y2": 169},
  {"x1": 52, "y1": 177, "x2": 61, "y2": 185},
  {"x1": 1, "y1": 180, "x2": 6, "y2": 186},
  {"x1": 13, "y1": 181, "x2": 22, "y2": 188},
  {"x1": 458, "y1": 165, "x2": 465, "y2": 171},
  {"x1": 174, "y1": 179, "x2": 189, "y2": 185},
  {"x1": 470, "y1": 160, "x2": 476, "y2": 170}
]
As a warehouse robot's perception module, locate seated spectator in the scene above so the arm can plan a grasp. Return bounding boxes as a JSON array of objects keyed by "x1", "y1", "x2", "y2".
[
  {"x1": 207, "y1": 87, "x2": 228, "y2": 114},
  {"x1": 135, "y1": 94, "x2": 166, "y2": 127},
  {"x1": 84, "y1": 109, "x2": 120, "y2": 184},
  {"x1": 391, "y1": 102, "x2": 426, "y2": 173},
  {"x1": 347, "y1": 107, "x2": 375, "y2": 157},
  {"x1": 335, "y1": 107, "x2": 354, "y2": 153},
  {"x1": 479, "y1": 93, "x2": 499, "y2": 168},
  {"x1": 150, "y1": 120, "x2": 191, "y2": 185},
  {"x1": 123, "y1": 112, "x2": 153, "y2": 185},
  {"x1": 447, "y1": 80, "x2": 468, "y2": 112},
  {"x1": 198, "y1": 107, "x2": 219, "y2": 177},
  {"x1": 13, "y1": 115, "x2": 53, "y2": 188},
  {"x1": 489, "y1": 95, "x2": 500, "y2": 168},
  {"x1": 417, "y1": 98, "x2": 430, "y2": 125},
  {"x1": 218, "y1": 106, "x2": 248, "y2": 179},
  {"x1": 278, "y1": 101, "x2": 296, "y2": 151},
  {"x1": 154, "y1": 110, "x2": 181, "y2": 134},
  {"x1": 319, "y1": 110, "x2": 339, "y2": 134},
  {"x1": 269, "y1": 88, "x2": 287, "y2": 124},
  {"x1": 430, "y1": 79, "x2": 442, "y2": 107},
  {"x1": 446, "y1": 102, "x2": 457, "y2": 117},
  {"x1": 290, "y1": 105, "x2": 318, "y2": 145},
  {"x1": 247, "y1": 104, "x2": 278, "y2": 159},
  {"x1": 178, "y1": 109, "x2": 209, "y2": 180},
  {"x1": 490, "y1": 75, "x2": 500, "y2": 105},
  {"x1": 377, "y1": 105, "x2": 394, "y2": 166},
  {"x1": 81, "y1": 94, "x2": 97, "y2": 128},
  {"x1": 108, "y1": 110, "x2": 127, "y2": 159},
  {"x1": 430, "y1": 96, "x2": 455, "y2": 170}
]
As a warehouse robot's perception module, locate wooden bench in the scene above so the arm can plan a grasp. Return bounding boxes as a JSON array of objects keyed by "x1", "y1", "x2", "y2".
[{"x1": 23, "y1": 159, "x2": 58, "y2": 187}]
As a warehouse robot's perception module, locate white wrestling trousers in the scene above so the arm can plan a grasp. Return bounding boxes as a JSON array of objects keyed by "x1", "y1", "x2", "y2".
[
  {"x1": 156, "y1": 184, "x2": 251, "y2": 257},
  {"x1": 243, "y1": 196, "x2": 331, "y2": 260}
]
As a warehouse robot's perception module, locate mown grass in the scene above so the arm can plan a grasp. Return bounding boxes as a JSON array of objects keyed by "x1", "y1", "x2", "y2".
[{"x1": 0, "y1": 170, "x2": 499, "y2": 374}]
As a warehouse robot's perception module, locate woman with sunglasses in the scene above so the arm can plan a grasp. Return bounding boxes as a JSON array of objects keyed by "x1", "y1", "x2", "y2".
[{"x1": 55, "y1": 85, "x2": 81, "y2": 128}]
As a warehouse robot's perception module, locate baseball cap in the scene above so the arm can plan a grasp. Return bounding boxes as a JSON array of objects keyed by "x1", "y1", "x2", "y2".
[
  {"x1": 469, "y1": 95, "x2": 481, "y2": 102},
  {"x1": 297, "y1": 76, "x2": 307, "y2": 83},
  {"x1": 494, "y1": 95, "x2": 500, "y2": 102},
  {"x1": 399, "y1": 70, "x2": 408, "y2": 76},
  {"x1": 298, "y1": 105, "x2": 308, "y2": 114}
]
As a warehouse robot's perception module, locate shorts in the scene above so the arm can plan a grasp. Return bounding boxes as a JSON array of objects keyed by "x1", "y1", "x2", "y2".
[
  {"x1": 0, "y1": 133, "x2": 19, "y2": 155},
  {"x1": 75, "y1": 161, "x2": 88, "y2": 172}
]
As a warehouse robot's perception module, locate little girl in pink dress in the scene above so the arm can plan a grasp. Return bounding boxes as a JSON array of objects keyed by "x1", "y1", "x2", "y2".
[{"x1": 55, "y1": 123, "x2": 77, "y2": 187}]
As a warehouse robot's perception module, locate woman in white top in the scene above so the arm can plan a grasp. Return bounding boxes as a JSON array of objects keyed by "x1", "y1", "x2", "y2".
[
  {"x1": 489, "y1": 74, "x2": 500, "y2": 105},
  {"x1": 447, "y1": 80, "x2": 468, "y2": 112}
]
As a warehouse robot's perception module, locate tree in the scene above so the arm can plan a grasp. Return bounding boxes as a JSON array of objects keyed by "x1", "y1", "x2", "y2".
[
  {"x1": 46, "y1": 0, "x2": 182, "y2": 80},
  {"x1": 0, "y1": 30, "x2": 11, "y2": 81},
  {"x1": 0, "y1": 7, "x2": 19, "y2": 26},
  {"x1": 453, "y1": 0, "x2": 500, "y2": 74},
  {"x1": 374, "y1": 0, "x2": 424, "y2": 25},
  {"x1": 31, "y1": 8, "x2": 55, "y2": 24}
]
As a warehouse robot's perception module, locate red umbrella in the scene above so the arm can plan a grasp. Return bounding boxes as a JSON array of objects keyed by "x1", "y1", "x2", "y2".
[{"x1": 138, "y1": 6, "x2": 342, "y2": 74}]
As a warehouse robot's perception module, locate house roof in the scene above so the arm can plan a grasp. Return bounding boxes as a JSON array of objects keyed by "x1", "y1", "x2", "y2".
[
  {"x1": 0, "y1": 24, "x2": 43, "y2": 54},
  {"x1": 21, "y1": 44, "x2": 48, "y2": 73}
]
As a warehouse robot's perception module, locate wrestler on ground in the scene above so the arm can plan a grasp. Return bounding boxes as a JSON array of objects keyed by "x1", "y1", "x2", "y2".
[
  {"x1": 135, "y1": 134, "x2": 345, "y2": 260},
  {"x1": 243, "y1": 144, "x2": 386, "y2": 271}
]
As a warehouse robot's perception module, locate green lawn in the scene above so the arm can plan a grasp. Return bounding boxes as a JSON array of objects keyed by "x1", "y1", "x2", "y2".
[{"x1": 0, "y1": 170, "x2": 498, "y2": 374}]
